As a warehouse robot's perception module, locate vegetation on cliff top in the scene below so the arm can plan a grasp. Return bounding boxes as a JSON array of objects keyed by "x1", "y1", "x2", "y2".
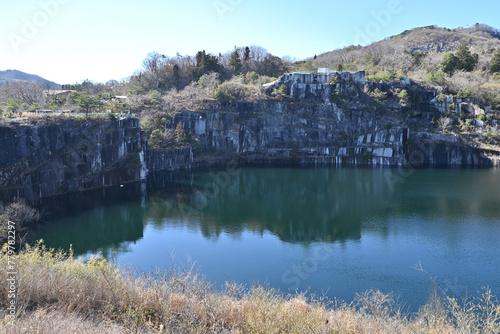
[
  {"x1": 1, "y1": 242, "x2": 500, "y2": 333},
  {"x1": 2, "y1": 24, "x2": 500, "y2": 115},
  {"x1": 1, "y1": 24, "x2": 500, "y2": 151}
]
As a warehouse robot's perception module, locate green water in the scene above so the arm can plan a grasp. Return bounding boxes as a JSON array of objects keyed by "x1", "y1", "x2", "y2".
[{"x1": 29, "y1": 167, "x2": 500, "y2": 310}]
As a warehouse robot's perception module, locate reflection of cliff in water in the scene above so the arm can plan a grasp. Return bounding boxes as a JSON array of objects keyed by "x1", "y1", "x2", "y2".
[
  {"x1": 29, "y1": 201, "x2": 146, "y2": 257},
  {"x1": 145, "y1": 168, "x2": 395, "y2": 244},
  {"x1": 28, "y1": 167, "x2": 500, "y2": 256},
  {"x1": 387, "y1": 168, "x2": 500, "y2": 221}
]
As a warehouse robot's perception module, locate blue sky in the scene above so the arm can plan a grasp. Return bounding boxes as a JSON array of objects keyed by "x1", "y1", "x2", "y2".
[{"x1": 1, "y1": 0, "x2": 499, "y2": 84}]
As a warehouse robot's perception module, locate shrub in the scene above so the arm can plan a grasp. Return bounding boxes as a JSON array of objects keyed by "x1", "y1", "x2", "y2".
[
  {"x1": 397, "y1": 89, "x2": 409, "y2": 106},
  {"x1": 213, "y1": 81, "x2": 259, "y2": 102},
  {"x1": 198, "y1": 72, "x2": 220, "y2": 89},
  {"x1": 105, "y1": 112, "x2": 116, "y2": 121},
  {"x1": 244, "y1": 71, "x2": 259, "y2": 84},
  {"x1": 440, "y1": 52, "x2": 458, "y2": 75},
  {"x1": 491, "y1": 48, "x2": 500, "y2": 74},
  {"x1": 426, "y1": 70, "x2": 446, "y2": 85},
  {"x1": 148, "y1": 129, "x2": 164, "y2": 149},
  {"x1": 369, "y1": 88, "x2": 387, "y2": 101},
  {"x1": 437, "y1": 117, "x2": 452, "y2": 132},
  {"x1": 175, "y1": 122, "x2": 187, "y2": 144},
  {"x1": 436, "y1": 93, "x2": 447, "y2": 103},
  {"x1": 366, "y1": 72, "x2": 389, "y2": 82},
  {"x1": 456, "y1": 89, "x2": 473, "y2": 99},
  {"x1": 0, "y1": 199, "x2": 40, "y2": 240},
  {"x1": 272, "y1": 85, "x2": 288, "y2": 99},
  {"x1": 459, "y1": 118, "x2": 474, "y2": 132}
]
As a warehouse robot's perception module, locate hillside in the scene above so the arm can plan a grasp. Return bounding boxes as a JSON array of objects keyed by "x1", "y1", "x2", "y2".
[
  {"x1": 310, "y1": 24, "x2": 500, "y2": 70},
  {"x1": 296, "y1": 24, "x2": 500, "y2": 109},
  {"x1": 0, "y1": 70, "x2": 60, "y2": 89}
]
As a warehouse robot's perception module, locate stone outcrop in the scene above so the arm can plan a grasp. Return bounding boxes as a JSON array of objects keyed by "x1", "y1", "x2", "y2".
[
  {"x1": 169, "y1": 101, "x2": 407, "y2": 166},
  {"x1": 146, "y1": 147, "x2": 193, "y2": 173},
  {"x1": 0, "y1": 118, "x2": 146, "y2": 204},
  {"x1": 169, "y1": 99, "x2": 500, "y2": 167}
]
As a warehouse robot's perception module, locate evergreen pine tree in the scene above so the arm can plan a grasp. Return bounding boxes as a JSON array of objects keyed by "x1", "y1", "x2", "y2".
[
  {"x1": 230, "y1": 50, "x2": 242, "y2": 75},
  {"x1": 243, "y1": 47, "x2": 250, "y2": 61},
  {"x1": 455, "y1": 41, "x2": 479, "y2": 72},
  {"x1": 440, "y1": 52, "x2": 458, "y2": 75},
  {"x1": 490, "y1": 48, "x2": 500, "y2": 74}
]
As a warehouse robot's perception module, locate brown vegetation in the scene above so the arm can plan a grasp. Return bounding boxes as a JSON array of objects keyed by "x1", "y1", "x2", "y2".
[{"x1": 0, "y1": 200, "x2": 40, "y2": 242}]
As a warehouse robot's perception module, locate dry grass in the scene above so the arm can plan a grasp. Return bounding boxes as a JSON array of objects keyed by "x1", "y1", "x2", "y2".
[{"x1": 0, "y1": 242, "x2": 499, "y2": 333}]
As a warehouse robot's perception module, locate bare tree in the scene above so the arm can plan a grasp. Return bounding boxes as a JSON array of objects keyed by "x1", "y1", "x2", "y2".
[
  {"x1": 0, "y1": 81, "x2": 46, "y2": 106},
  {"x1": 437, "y1": 117, "x2": 452, "y2": 132},
  {"x1": 142, "y1": 51, "x2": 168, "y2": 74},
  {"x1": 248, "y1": 45, "x2": 268, "y2": 63}
]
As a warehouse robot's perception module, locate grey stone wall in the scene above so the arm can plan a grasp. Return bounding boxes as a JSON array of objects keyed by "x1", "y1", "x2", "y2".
[
  {"x1": 0, "y1": 118, "x2": 145, "y2": 204},
  {"x1": 169, "y1": 100, "x2": 499, "y2": 167}
]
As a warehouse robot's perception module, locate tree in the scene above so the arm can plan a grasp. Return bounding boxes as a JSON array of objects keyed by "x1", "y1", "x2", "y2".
[
  {"x1": 142, "y1": 51, "x2": 167, "y2": 74},
  {"x1": 440, "y1": 42, "x2": 478, "y2": 75},
  {"x1": 148, "y1": 129, "x2": 164, "y2": 149},
  {"x1": 260, "y1": 55, "x2": 289, "y2": 77},
  {"x1": 172, "y1": 64, "x2": 181, "y2": 90},
  {"x1": 369, "y1": 88, "x2": 387, "y2": 102},
  {"x1": 0, "y1": 81, "x2": 45, "y2": 106},
  {"x1": 440, "y1": 52, "x2": 458, "y2": 75},
  {"x1": 397, "y1": 89, "x2": 409, "y2": 107},
  {"x1": 455, "y1": 41, "x2": 479, "y2": 72},
  {"x1": 175, "y1": 122, "x2": 187, "y2": 143},
  {"x1": 77, "y1": 94, "x2": 94, "y2": 115},
  {"x1": 195, "y1": 50, "x2": 222, "y2": 78},
  {"x1": 437, "y1": 117, "x2": 452, "y2": 132},
  {"x1": 30, "y1": 103, "x2": 42, "y2": 111},
  {"x1": 230, "y1": 49, "x2": 242, "y2": 75},
  {"x1": 74, "y1": 94, "x2": 104, "y2": 116},
  {"x1": 2, "y1": 98, "x2": 19, "y2": 113},
  {"x1": 272, "y1": 85, "x2": 288, "y2": 99},
  {"x1": 248, "y1": 45, "x2": 267, "y2": 63},
  {"x1": 243, "y1": 46, "x2": 250, "y2": 62},
  {"x1": 490, "y1": 48, "x2": 500, "y2": 74}
]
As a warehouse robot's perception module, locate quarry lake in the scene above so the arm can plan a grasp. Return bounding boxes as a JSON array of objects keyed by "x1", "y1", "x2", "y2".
[{"x1": 29, "y1": 167, "x2": 500, "y2": 311}]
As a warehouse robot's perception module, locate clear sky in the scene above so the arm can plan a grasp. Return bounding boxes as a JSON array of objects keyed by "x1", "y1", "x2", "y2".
[{"x1": 1, "y1": 0, "x2": 498, "y2": 84}]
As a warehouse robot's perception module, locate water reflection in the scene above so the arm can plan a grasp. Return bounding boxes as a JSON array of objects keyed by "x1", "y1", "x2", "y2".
[
  {"x1": 145, "y1": 168, "x2": 395, "y2": 244},
  {"x1": 30, "y1": 202, "x2": 145, "y2": 258},
  {"x1": 30, "y1": 167, "x2": 500, "y2": 257}
]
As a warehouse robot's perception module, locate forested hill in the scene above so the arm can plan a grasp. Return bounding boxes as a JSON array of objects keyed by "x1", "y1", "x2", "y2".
[{"x1": 0, "y1": 70, "x2": 60, "y2": 89}]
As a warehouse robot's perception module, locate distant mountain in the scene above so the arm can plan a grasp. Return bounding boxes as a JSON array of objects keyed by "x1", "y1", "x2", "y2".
[{"x1": 0, "y1": 70, "x2": 61, "y2": 89}]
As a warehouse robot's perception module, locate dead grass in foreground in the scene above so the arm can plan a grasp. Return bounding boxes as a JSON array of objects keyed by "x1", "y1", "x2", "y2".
[{"x1": 0, "y1": 242, "x2": 499, "y2": 333}]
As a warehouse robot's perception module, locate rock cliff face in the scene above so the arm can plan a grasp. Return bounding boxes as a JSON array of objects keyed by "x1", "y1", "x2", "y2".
[
  {"x1": 408, "y1": 132, "x2": 500, "y2": 166},
  {"x1": 146, "y1": 148, "x2": 193, "y2": 173},
  {"x1": 169, "y1": 100, "x2": 499, "y2": 167},
  {"x1": 169, "y1": 101, "x2": 407, "y2": 166},
  {"x1": 0, "y1": 118, "x2": 146, "y2": 204}
]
